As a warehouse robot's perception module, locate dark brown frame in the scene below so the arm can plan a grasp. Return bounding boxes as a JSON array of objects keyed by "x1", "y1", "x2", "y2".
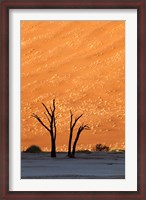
[{"x1": 0, "y1": 0, "x2": 145, "y2": 199}]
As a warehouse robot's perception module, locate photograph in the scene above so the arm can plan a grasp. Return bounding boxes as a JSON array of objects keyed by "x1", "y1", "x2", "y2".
[
  {"x1": 21, "y1": 20, "x2": 125, "y2": 179},
  {"x1": 0, "y1": 0, "x2": 145, "y2": 199}
]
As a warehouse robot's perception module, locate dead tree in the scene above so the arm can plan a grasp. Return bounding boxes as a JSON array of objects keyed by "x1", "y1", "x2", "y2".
[
  {"x1": 32, "y1": 99, "x2": 57, "y2": 157},
  {"x1": 72, "y1": 124, "x2": 90, "y2": 157},
  {"x1": 68, "y1": 111, "x2": 83, "y2": 157},
  {"x1": 68, "y1": 111, "x2": 89, "y2": 158}
]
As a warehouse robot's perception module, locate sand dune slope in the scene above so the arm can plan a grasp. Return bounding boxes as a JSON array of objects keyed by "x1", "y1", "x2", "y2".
[{"x1": 21, "y1": 21, "x2": 125, "y2": 151}]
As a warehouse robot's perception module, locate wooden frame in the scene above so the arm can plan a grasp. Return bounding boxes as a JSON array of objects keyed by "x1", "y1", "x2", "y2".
[{"x1": 0, "y1": 0, "x2": 145, "y2": 199}]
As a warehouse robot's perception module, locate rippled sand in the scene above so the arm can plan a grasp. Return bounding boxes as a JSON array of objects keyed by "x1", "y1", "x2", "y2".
[{"x1": 21, "y1": 21, "x2": 125, "y2": 151}]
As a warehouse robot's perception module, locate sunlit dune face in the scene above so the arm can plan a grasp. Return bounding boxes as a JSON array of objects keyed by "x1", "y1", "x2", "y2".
[{"x1": 21, "y1": 21, "x2": 125, "y2": 151}]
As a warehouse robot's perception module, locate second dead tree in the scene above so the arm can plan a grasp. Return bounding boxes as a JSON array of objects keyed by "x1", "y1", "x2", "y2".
[{"x1": 68, "y1": 111, "x2": 90, "y2": 158}]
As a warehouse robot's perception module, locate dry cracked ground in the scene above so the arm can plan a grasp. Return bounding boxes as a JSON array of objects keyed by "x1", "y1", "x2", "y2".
[{"x1": 21, "y1": 21, "x2": 125, "y2": 152}]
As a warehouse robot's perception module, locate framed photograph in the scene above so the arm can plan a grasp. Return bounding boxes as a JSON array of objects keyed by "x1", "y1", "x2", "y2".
[{"x1": 0, "y1": 0, "x2": 145, "y2": 199}]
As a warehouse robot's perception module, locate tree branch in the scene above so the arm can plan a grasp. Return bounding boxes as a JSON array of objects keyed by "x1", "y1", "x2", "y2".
[
  {"x1": 53, "y1": 99, "x2": 56, "y2": 110},
  {"x1": 44, "y1": 112, "x2": 51, "y2": 123},
  {"x1": 70, "y1": 110, "x2": 73, "y2": 128},
  {"x1": 72, "y1": 113, "x2": 83, "y2": 129},
  {"x1": 32, "y1": 113, "x2": 51, "y2": 133},
  {"x1": 42, "y1": 103, "x2": 52, "y2": 118}
]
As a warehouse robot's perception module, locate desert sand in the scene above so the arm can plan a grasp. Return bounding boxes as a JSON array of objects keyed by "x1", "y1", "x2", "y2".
[{"x1": 21, "y1": 21, "x2": 125, "y2": 152}]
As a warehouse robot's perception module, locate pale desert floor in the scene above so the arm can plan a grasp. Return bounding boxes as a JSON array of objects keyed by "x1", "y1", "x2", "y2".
[
  {"x1": 21, "y1": 21, "x2": 125, "y2": 151},
  {"x1": 21, "y1": 152, "x2": 125, "y2": 179}
]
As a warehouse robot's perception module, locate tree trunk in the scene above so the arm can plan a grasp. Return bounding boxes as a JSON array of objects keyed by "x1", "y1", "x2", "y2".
[
  {"x1": 68, "y1": 112, "x2": 85, "y2": 158},
  {"x1": 32, "y1": 100, "x2": 57, "y2": 158},
  {"x1": 68, "y1": 129, "x2": 73, "y2": 157},
  {"x1": 51, "y1": 137, "x2": 56, "y2": 157},
  {"x1": 72, "y1": 133, "x2": 80, "y2": 157}
]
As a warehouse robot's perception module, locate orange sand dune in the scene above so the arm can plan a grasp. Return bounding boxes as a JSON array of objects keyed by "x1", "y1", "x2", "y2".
[{"x1": 21, "y1": 21, "x2": 125, "y2": 151}]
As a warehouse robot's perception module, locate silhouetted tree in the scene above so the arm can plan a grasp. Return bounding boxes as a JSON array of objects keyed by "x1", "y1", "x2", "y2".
[
  {"x1": 72, "y1": 124, "x2": 89, "y2": 157},
  {"x1": 68, "y1": 111, "x2": 89, "y2": 158},
  {"x1": 68, "y1": 111, "x2": 83, "y2": 157},
  {"x1": 32, "y1": 99, "x2": 57, "y2": 157}
]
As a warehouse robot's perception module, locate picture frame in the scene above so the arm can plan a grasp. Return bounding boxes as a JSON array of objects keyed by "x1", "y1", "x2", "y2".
[{"x1": 0, "y1": 0, "x2": 145, "y2": 199}]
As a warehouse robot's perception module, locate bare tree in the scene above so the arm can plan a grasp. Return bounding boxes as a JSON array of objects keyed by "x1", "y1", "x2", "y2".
[
  {"x1": 32, "y1": 99, "x2": 57, "y2": 157},
  {"x1": 72, "y1": 124, "x2": 90, "y2": 157},
  {"x1": 68, "y1": 111, "x2": 83, "y2": 157},
  {"x1": 68, "y1": 111, "x2": 89, "y2": 158}
]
